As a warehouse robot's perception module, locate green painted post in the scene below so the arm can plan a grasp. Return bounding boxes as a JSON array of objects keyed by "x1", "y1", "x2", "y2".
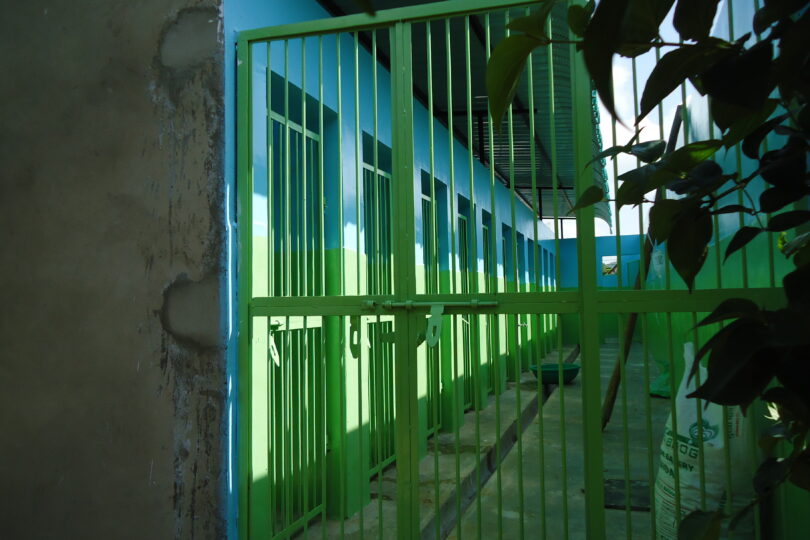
[
  {"x1": 236, "y1": 35, "x2": 255, "y2": 540},
  {"x1": 390, "y1": 21, "x2": 420, "y2": 540},
  {"x1": 569, "y1": 9, "x2": 606, "y2": 537}
]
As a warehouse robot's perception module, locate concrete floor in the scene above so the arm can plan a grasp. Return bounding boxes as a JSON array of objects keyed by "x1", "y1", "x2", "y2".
[
  {"x1": 449, "y1": 338, "x2": 669, "y2": 540},
  {"x1": 302, "y1": 340, "x2": 670, "y2": 539}
]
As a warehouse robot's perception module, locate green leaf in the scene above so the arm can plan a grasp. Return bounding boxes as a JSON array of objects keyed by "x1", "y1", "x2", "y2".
[
  {"x1": 354, "y1": 0, "x2": 375, "y2": 15},
  {"x1": 638, "y1": 43, "x2": 729, "y2": 122},
  {"x1": 678, "y1": 510, "x2": 724, "y2": 540},
  {"x1": 674, "y1": 0, "x2": 721, "y2": 41},
  {"x1": 775, "y1": 8, "x2": 810, "y2": 101},
  {"x1": 617, "y1": 0, "x2": 675, "y2": 58},
  {"x1": 689, "y1": 325, "x2": 773, "y2": 410},
  {"x1": 768, "y1": 211, "x2": 810, "y2": 232},
  {"x1": 725, "y1": 227, "x2": 763, "y2": 261},
  {"x1": 754, "y1": 0, "x2": 807, "y2": 34},
  {"x1": 712, "y1": 204, "x2": 749, "y2": 215},
  {"x1": 742, "y1": 113, "x2": 789, "y2": 159},
  {"x1": 616, "y1": 163, "x2": 658, "y2": 208},
  {"x1": 507, "y1": 1, "x2": 558, "y2": 40},
  {"x1": 569, "y1": 185, "x2": 606, "y2": 213},
  {"x1": 790, "y1": 449, "x2": 810, "y2": 491},
  {"x1": 697, "y1": 298, "x2": 761, "y2": 327},
  {"x1": 794, "y1": 243, "x2": 810, "y2": 268},
  {"x1": 763, "y1": 386, "x2": 810, "y2": 425},
  {"x1": 585, "y1": 144, "x2": 630, "y2": 168},
  {"x1": 487, "y1": 34, "x2": 544, "y2": 131},
  {"x1": 760, "y1": 138, "x2": 808, "y2": 189},
  {"x1": 759, "y1": 423, "x2": 792, "y2": 455},
  {"x1": 567, "y1": 4, "x2": 591, "y2": 37},
  {"x1": 784, "y1": 263, "x2": 810, "y2": 311},
  {"x1": 667, "y1": 160, "x2": 726, "y2": 195},
  {"x1": 667, "y1": 206, "x2": 712, "y2": 290},
  {"x1": 648, "y1": 199, "x2": 683, "y2": 244},
  {"x1": 760, "y1": 185, "x2": 809, "y2": 213},
  {"x1": 754, "y1": 457, "x2": 791, "y2": 495},
  {"x1": 721, "y1": 99, "x2": 779, "y2": 148},
  {"x1": 663, "y1": 140, "x2": 722, "y2": 173},
  {"x1": 780, "y1": 232, "x2": 810, "y2": 257},
  {"x1": 780, "y1": 231, "x2": 810, "y2": 256},
  {"x1": 701, "y1": 41, "x2": 774, "y2": 109},
  {"x1": 630, "y1": 140, "x2": 666, "y2": 163},
  {"x1": 583, "y1": 0, "x2": 631, "y2": 122},
  {"x1": 728, "y1": 505, "x2": 754, "y2": 533}
]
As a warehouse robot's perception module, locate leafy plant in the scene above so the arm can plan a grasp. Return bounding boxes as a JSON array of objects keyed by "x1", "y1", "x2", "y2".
[{"x1": 486, "y1": 0, "x2": 810, "y2": 537}]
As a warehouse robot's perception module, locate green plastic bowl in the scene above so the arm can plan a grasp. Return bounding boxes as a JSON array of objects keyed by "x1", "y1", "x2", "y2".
[{"x1": 529, "y1": 363, "x2": 581, "y2": 385}]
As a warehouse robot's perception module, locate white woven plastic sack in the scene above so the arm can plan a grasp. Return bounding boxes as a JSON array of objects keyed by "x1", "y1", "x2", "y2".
[{"x1": 654, "y1": 343, "x2": 754, "y2": 539}]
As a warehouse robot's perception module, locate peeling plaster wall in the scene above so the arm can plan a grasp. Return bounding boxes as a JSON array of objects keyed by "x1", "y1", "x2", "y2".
[{"x1": 0, "y1": 1, "x2": 226, "y2": 538}]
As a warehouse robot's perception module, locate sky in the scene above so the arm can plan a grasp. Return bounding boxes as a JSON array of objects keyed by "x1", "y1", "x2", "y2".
[{"x1": 553, "y1": 2, "x2": 724, "y2": 239}]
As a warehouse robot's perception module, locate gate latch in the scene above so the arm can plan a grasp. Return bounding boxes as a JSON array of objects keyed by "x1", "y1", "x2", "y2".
[
  {"x1": 425, "y1": 304, "x2": 444, "y2": 347},
  {"x1": 268, "y1": 332, "x2": 280, "y2": 367}
]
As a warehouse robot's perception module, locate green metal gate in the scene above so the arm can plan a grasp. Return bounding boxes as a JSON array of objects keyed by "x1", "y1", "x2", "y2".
[{"x1": 237, "y1": 1, "x2": 789, "y2": 539}]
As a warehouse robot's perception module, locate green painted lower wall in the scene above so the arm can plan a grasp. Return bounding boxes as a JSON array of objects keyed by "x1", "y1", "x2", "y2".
[{"x1": 251, "y1": 244, "x2": 561, "y2": 521}]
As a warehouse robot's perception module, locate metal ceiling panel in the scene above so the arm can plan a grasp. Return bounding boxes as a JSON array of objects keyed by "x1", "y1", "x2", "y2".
[{"x1": 317, "y1": 0, "x2": 611, "y2": 225}]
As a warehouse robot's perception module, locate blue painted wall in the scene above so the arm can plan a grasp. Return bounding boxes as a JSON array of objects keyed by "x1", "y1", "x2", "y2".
[{"x1": 557, "y1": 235, "x2": 642, "y2": 289}]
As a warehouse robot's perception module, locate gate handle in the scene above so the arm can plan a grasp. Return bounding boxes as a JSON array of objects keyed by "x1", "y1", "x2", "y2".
[
  {"x1": 349, "y1": 316, "x2": 361, "y2": 358},
  {"x1": 268, "y1": 333, "x2": 280, "y2": 367},
  {"x1": 425, "y1": 304, "x2": 444, "y2": 347}
]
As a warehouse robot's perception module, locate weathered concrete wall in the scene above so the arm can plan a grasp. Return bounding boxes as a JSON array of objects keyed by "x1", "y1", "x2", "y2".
[{"x1": 0, "y1": 1, "x2": 226, "y2": 538}]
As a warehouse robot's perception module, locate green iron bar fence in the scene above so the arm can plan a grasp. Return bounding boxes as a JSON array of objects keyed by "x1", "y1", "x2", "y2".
[{"x1": 237, "y1": 1, "x2": 793, "y2": 539}]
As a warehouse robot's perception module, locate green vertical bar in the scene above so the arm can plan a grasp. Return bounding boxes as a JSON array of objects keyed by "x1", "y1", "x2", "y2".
[
  {"x1": 690, "y1": 312, "x2": 708, "y2": 511},
  {"x1": 334, "y1": 33, "x2": 347, "y2": 539},
  {"x1": 570, "y1": 8, "x2": 606, "y2": 537},
  {"x1": 318, "y1": 37, "x2": 328, "y2": 537},
  {"x1": 303, "y1": 318, "x2": 311, "y2": 536},
  {"x1": 354, "y1": 32, "x2": 362, "y2": 299},
  {"x1": 631, "y1": 57, "x2": 647, "y2": 291},
  {"x1": 284, "y1": 320, "x2": 292, "y2": 528},
  {"x1": 443, "y1": 17, "x2": 464, "y2": 443},
  {"x1": 340, "y1": 316, "x2": 347, "y2": 538},
  {"x1": 617, "y1": 314, "x2": 631, "y2": 539},
  {"x1": 302, "y1": 39, "x2": 309, "y2": 300},
  {"x1": 236, "y1": 35, "x2": 254, "y2": 540},
  {"x1": 484, "y1": 15, "x2": 504, "y2": 537},
  {"x1": 370, "y1": 34, "x2": 383, "y2": 533},
  {"x1": 372, "y1": 31, "x2": 380, "y2": 296},
  {"x1": 284, "y1": 41, "x2": 292, "y2": 300},
  {"x1": 526, "y1": 9, "x2": 540, "y2": 357},
  {"x1": 268, "y1": 44, "x2": 275, "y2": 300},
  {"x1": 337, "y1": 35, "x2": 345, "y2": 298},
  {"x1": 725, "y1": 3, "x2": 750, "y2": 291},
  {"x1": 319, "y1": 37, "x2": 326, "y2": 299},
  {"x1": 266, "y1": 67, "x2": 277, "y2": 532},
  {"x1": 640, "y1": 313, "x2": 656, "y2": 536},
  {"x1": 665, "y1": 313, "x2": 683, "y2": 521},
  {"x1": 463, "y1": 16, "x2": 484, "y2": 539},
  {"x1": 352, "y1": 31, "x2": 367, "y2": 538},
  {"x1": 546, "y1": 31, "x2": 563, "y2": 517},
  {"x1": 375, "y1": 315, "x2": 385, "y2": 539},
  {"x1": 446, "y1": 18, "x2": 464, "y2": 535},
  {"x1": 390, "y1": 21, "x2": 420, "y2": 540},
  {"x1": 503, "y1": 12, "x2": 526, "y2": 538},
  {"x1": 425, "y1": 21, "x2": 443, "y2": 540}
]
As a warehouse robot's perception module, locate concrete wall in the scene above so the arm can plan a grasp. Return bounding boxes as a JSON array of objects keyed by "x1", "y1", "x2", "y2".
[{"x1": 0, "y1": 1, "x2": 227, "y2": 538}]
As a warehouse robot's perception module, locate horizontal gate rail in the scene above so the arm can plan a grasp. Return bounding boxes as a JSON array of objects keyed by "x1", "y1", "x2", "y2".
[
  {"x1": 594, "y1": 288, "x2": 785, "y2": 314},
  {"x1": 249, "y1": 287, "x2": 784, "y2": 317},
  {"x1": 239, "y1": 0, "x2": 538, "y2": 42}
]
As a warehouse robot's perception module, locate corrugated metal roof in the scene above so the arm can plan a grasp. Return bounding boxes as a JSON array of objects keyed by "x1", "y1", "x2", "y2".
[{"x1": 317, "y1": 0, "x2": 611, "y2": 226}]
